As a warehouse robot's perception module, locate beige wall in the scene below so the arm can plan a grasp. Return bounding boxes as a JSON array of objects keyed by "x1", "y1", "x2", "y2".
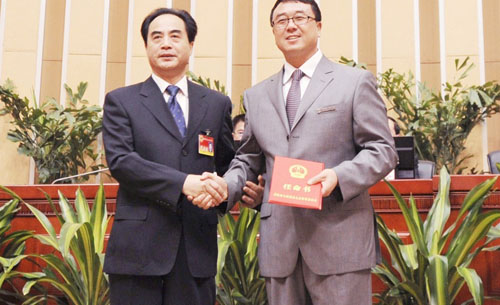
[
  {"x1": 484, "y1": 0, "x2": 500, "y2": 153},
  {"x1": 1, "y1": 0, "x2": 500, "y2": 184},
  {"x1": 0, "y1": 0, "x2": 42, "y2": 184}
]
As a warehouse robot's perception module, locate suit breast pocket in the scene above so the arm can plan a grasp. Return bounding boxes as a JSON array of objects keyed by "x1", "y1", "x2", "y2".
[
  {"x1": 309, "y1": 103, "x2": 349, "y2": 133},
  {"x1": 315, "y1": 103, "x2": 347, "y2": 117}
]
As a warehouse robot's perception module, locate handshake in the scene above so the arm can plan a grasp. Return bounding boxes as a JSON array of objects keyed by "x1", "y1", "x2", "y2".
[
  {"x1": 182, "y1": 172, "x2": 228, "y2": 210},
  {"x1": 182, "y1": 172, "x2": 265, "y2": 210}
]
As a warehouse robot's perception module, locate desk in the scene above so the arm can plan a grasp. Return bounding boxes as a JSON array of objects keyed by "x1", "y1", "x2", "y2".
[{"x1": 1, "y1": 176, "x2": 499, "y2": 304}]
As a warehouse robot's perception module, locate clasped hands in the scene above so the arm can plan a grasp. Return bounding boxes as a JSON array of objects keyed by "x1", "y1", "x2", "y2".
[
  {"x1": 182, "y1": 173, "x2": 228, "y2": 210},
  {"x1": 182, "y1": 168, "x2": 337, "y2": 210},
  {"x1": 182, "y1": 173, "x2": 266, "y2": 210}
]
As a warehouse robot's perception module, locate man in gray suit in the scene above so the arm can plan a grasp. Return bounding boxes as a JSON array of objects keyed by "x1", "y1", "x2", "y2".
[{"x1": 196, "y1": 0, "x2": 398, "y2": 304}]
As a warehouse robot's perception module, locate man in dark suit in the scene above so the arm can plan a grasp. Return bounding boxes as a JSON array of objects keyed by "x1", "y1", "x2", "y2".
[
  {"x1": 197, "y1": 0, "x2": 397, "y2": 304},
  {"x1": 102, "y1": 8, "x2": 234, "y2": 305}
]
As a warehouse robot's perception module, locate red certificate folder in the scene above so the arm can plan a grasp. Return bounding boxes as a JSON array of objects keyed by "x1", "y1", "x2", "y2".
[{"x1": 268, "y1": 156, "x2": 324, "y2": 210}]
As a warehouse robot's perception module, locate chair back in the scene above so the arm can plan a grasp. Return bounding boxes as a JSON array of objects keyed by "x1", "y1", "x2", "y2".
[
  {"x1": 417, "y1": 160, "x2": 435, "y2": 179},
  {"x1": 487, "y1": 150, "x2": 500, "y2": 174}
]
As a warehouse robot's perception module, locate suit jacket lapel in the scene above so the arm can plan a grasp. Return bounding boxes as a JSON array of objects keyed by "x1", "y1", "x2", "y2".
[
  {"x1": 266, "y1": 69, "x2": 290, "y2": 134},
  {"x1": 184, "y1": 81, "x2": 208, "y2": 147},
  {"x1": 140, "y1": 77, "x2": 184, "y2": 143},
  {"x1": 291, "y1": 56, "x2": 335, "y2": 131}
]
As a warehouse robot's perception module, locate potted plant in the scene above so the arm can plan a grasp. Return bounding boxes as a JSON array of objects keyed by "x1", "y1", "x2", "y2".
[
  {"x1": 0, "y1": 185, "x2": 110, "y2": 305},
  {"x1": 216, "y1": 206, "x2": 267, "y2": 305},
  {"x1": 0, "y1": 197, "x2": 38, "y2": 304},
  {"x1": 0, "y1": 80, "x2": 104, "y2": 183},
  {"x1": 373, "y1": 168, "x2": 500, "y2": 304},
  {"x1": 378, "y1": 58, "x2": 500, "y2": 174}
]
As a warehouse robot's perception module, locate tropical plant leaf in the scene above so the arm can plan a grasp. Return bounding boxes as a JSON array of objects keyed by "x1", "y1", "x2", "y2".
[
  {"x1": 58, "y1": 222, "x2": 83, "y2": 258},
  {"x1": 427, "y1": 255, "x2": 449, "y2": 305},
  {"x1": 90, "y1": 185, "x2": 108, "y2": 252},
  {"x1": 424, "y1": 167, "x2": 451, "y2": 255},
  {"x1": 75, "y1": 189, "x2": 90, "y2": 223},
  {"x1": 398, "y1": 281, "x2": 426, "y2": 305},
  {"x1": 23, "y1": 203, "x2": 58, "y2": 248},
  {"x1": 58, "y1": 191, "x2": 77, "y2": 223},
  {"x1": 376, "y1": 214, "x2": 409, "y2": 277},
  {"x1": 457, "y1": 267, "x2": 483, "y2": 305},
  {"x1": 399, "y1": 243, "x2": 418, "y2": 270},
  {"x1": 447, "y1": 210, "x2": 500, "y2": 268},
  {"x1": 385, "y1": 180, "x2": 427, "y2": 256},
  {"x1": 216, "y1": 205, "x2": 266, "y2": 304}
]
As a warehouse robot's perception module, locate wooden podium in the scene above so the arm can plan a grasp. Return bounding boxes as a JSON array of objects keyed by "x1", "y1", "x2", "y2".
[{"x1": 1, "y1": 176, "x2": 499, "y2": 304}]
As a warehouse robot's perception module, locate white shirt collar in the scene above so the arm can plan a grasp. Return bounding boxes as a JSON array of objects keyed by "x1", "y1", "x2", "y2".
[
  {"x1": 283, "y1": 49, "x2": 323, "y2": 84},
  {"x1": 151, "y1": 73, "x2": 189, "y2": 97}
]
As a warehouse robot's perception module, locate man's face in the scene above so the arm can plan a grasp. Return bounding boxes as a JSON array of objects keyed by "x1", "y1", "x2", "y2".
[
  {"x1": 271, "y1": 1, "x2": 321, "y2": 65},
  {"x1": 146, "y1": 14, "x2": 193, "y2": 81},
  {"x1": 232, "y1": 121, "x2": 245, "y2": 141}
]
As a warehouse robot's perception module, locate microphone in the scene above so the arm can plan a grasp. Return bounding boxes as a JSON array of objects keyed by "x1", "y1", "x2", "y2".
[{"x1": 51, "y1": 168, "x2": 110, "y2": 184}]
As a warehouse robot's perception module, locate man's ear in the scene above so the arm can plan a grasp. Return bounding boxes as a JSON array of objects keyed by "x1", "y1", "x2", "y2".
[{"x1": 189, "y1": 41, "x2": 194, "y2": 55}]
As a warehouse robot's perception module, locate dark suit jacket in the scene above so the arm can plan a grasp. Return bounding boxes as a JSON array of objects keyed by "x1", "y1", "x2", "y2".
[{"x1": 102, "y1": 76, "x2": 234, "y2": 277}]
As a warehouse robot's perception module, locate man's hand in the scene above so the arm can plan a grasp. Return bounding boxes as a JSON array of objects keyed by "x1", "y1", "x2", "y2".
[
  {"x1": 241, "y1": 175, "x2": 265, "y2": 208},
  {"x1": 187, "y1": 172, "x2": 228, "y2": 210},
  {"x1": 307, "y1": 168, "x2": 338, "y2": 197},
  {"x1": 183, "y1": 173, "x2": 227, "y2": 209}
]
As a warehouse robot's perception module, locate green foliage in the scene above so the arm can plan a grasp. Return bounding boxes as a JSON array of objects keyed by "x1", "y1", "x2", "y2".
[
  {"x1": 187, "y1": 71, "x2": 246, "y2": 115},
  {"x1": 0, "y1": 194, "x2": 38, "y2": 305},
  {"x1": 216, "y1": 206, "x2": 267, "y2": 305},
  {"x1": 373, "y1": 168, "x2": 500, "y2": 305},
  {"x1": 0, "y1": 80, "x2": 104, "y2": 183},
  {"x1": 379, "y1": 58, "x2": 500, "y2": 174},
  {"x1": 187, "y1": 71, "x2": 228, "y2": 95},
  {"x1": 338, "y1": 56, "x2": 368, "y2": 70},
  {"x1": 0, "y1": 185, "x2": 110, "y2": 305}
]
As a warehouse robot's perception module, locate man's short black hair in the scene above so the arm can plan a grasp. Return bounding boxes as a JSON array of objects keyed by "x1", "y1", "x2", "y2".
[
  {"x1": 232, "y1": 114, "x2": 245, "y2": 131},
  {"x1": 141, "y1": 8, "x2": 198, "y2": 45},
  {"x1": 270, "y1": 0, "x2": 322, "y2": 26}
]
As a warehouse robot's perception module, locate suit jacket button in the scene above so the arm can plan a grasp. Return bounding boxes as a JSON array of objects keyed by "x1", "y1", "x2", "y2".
[{"x1": 182, "y1": 149, "x2": 188, "y2": 156}]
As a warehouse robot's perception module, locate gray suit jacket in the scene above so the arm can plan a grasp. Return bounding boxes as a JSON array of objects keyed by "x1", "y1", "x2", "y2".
[{"x1": 224, "y1": 56, "x2": 398, "y2": 277}]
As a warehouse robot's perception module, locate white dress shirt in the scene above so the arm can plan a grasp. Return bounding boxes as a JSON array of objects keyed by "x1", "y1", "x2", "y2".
[
  {"x1": 151, "y1": 73, "x2": 189, "y2": 126},
  {"x1": 282, "y1": 49, "x2": 323, "y2": 103}
]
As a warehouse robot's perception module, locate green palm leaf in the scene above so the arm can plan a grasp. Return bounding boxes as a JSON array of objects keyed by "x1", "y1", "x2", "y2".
[
  {"x1": 385, "y1": 181, "x2": 428, "y2": 256},
  {"x1": 398, "y1": 281, "x2": 426, "y2": 305},
  {"x1": 24, "y1": 202, "x2": 58, "y2": 248},
  {"x1": 57, "y1": 191, "x2": 77, "y2": 223},
  {"x1": 399, "y1": 243, "x2": 418, "y2": 270},
  {"x1": 424, "y1": 167, "x2": 451, "y2": 255},
  {"x1": 427, "y1": 255, "x2": 449, "y2": 305},
  {"x1": 447, "y1": 210, "x2": 500, "y2": 267},
  {"x1": 376, "y1": 214, "x2": 410, "y2": 278},
  {"x1": 457, "y1": 267, "x2": 483, "y2": 305},
  {"x1": 59, "y1": 222, "x2": 83, "y2": 258},
  {"x1": 90, "y1": 185, "x2": 108, "y2": 252},
  {"x1": 74, "y1": 189, "x2": 90, "y2": 223}
]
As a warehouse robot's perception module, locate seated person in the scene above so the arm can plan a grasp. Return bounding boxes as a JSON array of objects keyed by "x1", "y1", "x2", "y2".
[
  {"x1": 232, "y1": 114, "x2": 245, "y2": 143},
  {"x1": 232, "y1": 113, "x2": 265, "y2": 207},
  {"x1": 388, "y1": 116, "x2": 401, "y2": 137}
]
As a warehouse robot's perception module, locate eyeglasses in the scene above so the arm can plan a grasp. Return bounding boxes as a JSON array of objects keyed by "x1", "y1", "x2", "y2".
[{"x1": 272, "y1": 15, "x2": 316, "y2": 29}]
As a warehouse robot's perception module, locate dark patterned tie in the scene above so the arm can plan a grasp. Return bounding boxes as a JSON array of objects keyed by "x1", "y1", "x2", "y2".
[
  {"x1": 166, "y1": 85, "x2": 186, "y2": 137},
  {"x1": 286, "y1": 69, "x2": 304, "y2": 128}
]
